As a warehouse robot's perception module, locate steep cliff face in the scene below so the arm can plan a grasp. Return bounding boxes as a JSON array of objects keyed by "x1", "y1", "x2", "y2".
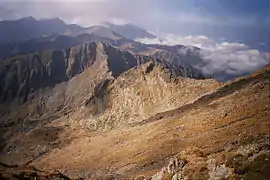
[
  {"x1": 0, "y1": 42, "x2": 141, "y2": 103},
  {"x1": 0, "y1": 41, "x2": 216, "y2": 132},
  {"x1": 150, "y1": 48, "x2": 205, "y2": 78}
]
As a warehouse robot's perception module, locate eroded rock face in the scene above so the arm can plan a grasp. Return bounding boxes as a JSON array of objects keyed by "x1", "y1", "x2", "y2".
[
  {"x1": 74, "y1": 61, "x2": 219, "y2": 130},
  {"x1": 151, "y1": 50, "x2": 205, "y2": 79},
  {"x1": 0, "y1": 41, "x2": 215, "y2": 130},
  {"x1": 0, "y1": 43, "x2": 95, "y2": 103},
  {"x1": 0, "y1": 42, "x2": 140, "y2": 103}
]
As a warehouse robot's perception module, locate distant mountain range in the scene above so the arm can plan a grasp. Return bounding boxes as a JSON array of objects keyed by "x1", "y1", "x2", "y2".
[
  {"x1": 0, "y1": 17, "x2": 267, "y2": 82},
  {"x1": 0, "y1": 16, "x2": 156, "y2": 45},
  {"x1": 103, "y1": 22, "x2": 156, "y2": 39},
  {"x1": 0, "y1": 17, "x2": 208, "y2": 82}
]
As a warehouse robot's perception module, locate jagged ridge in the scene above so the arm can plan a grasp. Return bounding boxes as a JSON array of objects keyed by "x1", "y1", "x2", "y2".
[
  {"x1": 0, "y1": 42, "x2": 137, "y2": 102},
  {"x1": 0, "y1": 41, "x2": 205, "y2": 103}
]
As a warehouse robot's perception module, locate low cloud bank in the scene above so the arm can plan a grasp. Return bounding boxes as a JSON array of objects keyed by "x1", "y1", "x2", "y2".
[{"x1": 137, "y1": 35, "x2": 270, "y2": 81}]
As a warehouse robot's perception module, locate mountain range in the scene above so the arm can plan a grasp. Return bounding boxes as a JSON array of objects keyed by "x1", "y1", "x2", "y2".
[
  {"x1": 0, "y1": 16, "x2": 155, "y2": 44},
  {"x1": 2, "y1": 16, "x2": 263, "y2": 82},
  {"x1": 0, "y1": 17, "x2": 269, "y2": 180}
]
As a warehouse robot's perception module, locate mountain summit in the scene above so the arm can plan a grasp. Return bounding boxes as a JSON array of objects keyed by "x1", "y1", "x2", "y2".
[
  {"x1": 0, "y1": 17, "x2": 77, "y2": 44},
  {"x1": 103, "y1": 22, "x2": 156, "y2": 39},
  {"x1": 0, "y1": 17, "x2": 156, "y2": 45}
]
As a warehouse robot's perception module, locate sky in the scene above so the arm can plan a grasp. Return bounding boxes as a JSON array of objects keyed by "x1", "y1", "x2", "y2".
[
  {"x1": 0, "y1": 0, "x2": 269, "y2": 80},
  {"x1": 0, "y1": 1, "x2": 269, "y2": 27}
]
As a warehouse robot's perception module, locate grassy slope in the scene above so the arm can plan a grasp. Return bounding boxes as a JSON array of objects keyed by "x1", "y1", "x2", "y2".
[{"x1": 0, "y1": 65, "x2": 269, "y2": 179}]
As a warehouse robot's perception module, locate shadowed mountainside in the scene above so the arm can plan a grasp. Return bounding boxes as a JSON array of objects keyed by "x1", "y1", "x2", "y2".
[
  {"x1": 0, "y1": 41, "x2": 206, "y2": 104},
  {"x1": 0, "y1": 17, "x2": 84, "y2": 44},
  {"x1": 0, "y1": 42, "x2": 138, "y2": 103}
]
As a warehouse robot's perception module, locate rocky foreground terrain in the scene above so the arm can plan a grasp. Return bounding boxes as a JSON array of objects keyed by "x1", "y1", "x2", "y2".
[{"x1": 0, "y1": 38, "x2": 269, "y2": 180}]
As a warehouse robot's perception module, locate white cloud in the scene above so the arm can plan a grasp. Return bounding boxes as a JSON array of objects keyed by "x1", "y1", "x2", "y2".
[
  {"x1": 106, "y1": 18, "x2": 131, "y2": 25},
  {"x1": 136, "y1": 35, "x2": 270, "y2": 80},
  {"x1": 137, "y1": 35, "x2": 216, "y2": 50}
]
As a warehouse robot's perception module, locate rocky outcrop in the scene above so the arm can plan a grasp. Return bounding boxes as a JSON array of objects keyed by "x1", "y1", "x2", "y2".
[
  {"x1": 151, "y1": 50, "x2": 205, "y2": 79},
  {"x1": 77, "y1": 61, "x2": 219, "y2": 130},
  {"x1": 149, "y1": 134, "x2": 270, "y2": 180}
]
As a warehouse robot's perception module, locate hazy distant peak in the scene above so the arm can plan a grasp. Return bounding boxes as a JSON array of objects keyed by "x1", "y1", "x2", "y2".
[
  {"x1": 86, "y1": 25, "x2": 123, "y2": 40},
  {"x1": 0, "y1": 16, "x2": 36, "y2": 23},
  {"x1": 102, "y1": 21, "x2": 156, "y2": 39},
  {"x1": 39, "y1": 17, "x2": 67, "y2": 25},
  {"x1": 20, "y1": 16, "x2": 36, "y2": 21},
  {"x1": 102, "y1": 21, "x2": 115, "y2": 27}
]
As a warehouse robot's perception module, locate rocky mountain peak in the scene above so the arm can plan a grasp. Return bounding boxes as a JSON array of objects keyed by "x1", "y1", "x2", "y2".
[
  {"x1": 0, "y1": 42, "x2": 168, "y2": 103},
  {"x1": 0, "y1": 40, "x2": 208, "y2": 104}
]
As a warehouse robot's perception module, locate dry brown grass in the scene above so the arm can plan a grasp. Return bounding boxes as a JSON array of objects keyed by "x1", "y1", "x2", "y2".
[{"x1": 0, "y1": 65, "x2": 269, "y2": 179}]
